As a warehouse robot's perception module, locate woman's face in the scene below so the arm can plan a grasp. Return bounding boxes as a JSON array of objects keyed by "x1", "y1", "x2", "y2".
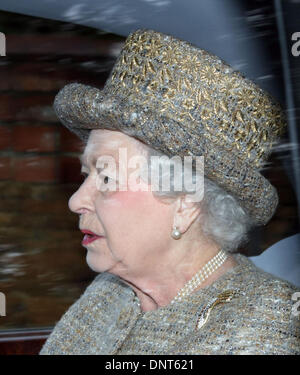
[{"x1": 68, "y1": 129, "x2": 175, "y2": 279}]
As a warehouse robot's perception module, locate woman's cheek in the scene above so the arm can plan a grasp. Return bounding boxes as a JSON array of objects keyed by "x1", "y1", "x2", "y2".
[{"x1": 98, "y1": 190, "x2": 149, "y2": 221}]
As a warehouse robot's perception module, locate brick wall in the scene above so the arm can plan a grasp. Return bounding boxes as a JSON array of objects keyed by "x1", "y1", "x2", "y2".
[
  {"x1": 0, "y1": 11, "x2": 298, "y2": 330},
  {"x1": 0, "y1": 12, "x2": 125, "y2": 329}
]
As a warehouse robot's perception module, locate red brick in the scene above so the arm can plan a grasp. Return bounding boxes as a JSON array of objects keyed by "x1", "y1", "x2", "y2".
[
  {"x1": 6, "y1": 34, "x2": 124, "y2": 56},
  {"x1": 12, "y1": 125, "x2": 57, "y2": 152},
  {"x1": 0, "y1": 157, "x2": 12, "y2": 180},
  {"x1": 58, "y1": 156, "x2": 82, "y2": 184},
  {"x1": 14, "y1": 156, "x2": 57, "y2": 182},
  {"x1": 0, "y1": 126, "x2": 12, "y2": 150},
  {"x1": 0, "y1": 62, "x2": 65, "y2": 91},
  {"x1": 0, "y1": 64, "x2": 10, "y2": 90},
  {"x1": 13, "y1": 74, "x2": 64, "y2": 92},
  {"x1": 0, "y1": 94, "x2": 56, "y2": 122},
  {"x1": 0, "y1": 61, "x2": 107, "y2": 92},
  {"x1": 59, "y1": 127, "x2": 84, "y2": 152}
]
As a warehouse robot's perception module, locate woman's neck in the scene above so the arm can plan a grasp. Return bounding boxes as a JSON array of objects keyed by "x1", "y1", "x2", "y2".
[{"x1": 120, "y1": 250, "x2": 238, "y2": 313}]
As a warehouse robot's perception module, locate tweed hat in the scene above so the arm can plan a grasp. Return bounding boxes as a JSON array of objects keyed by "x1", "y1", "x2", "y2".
[{"x1": 54, "y1": 29, "x2": 287, "y2": 226}]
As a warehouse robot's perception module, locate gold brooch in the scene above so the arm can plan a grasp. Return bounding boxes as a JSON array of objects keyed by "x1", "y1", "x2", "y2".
[{"x1": 196, "y1": 289, "x2": 242, "y2": 330}]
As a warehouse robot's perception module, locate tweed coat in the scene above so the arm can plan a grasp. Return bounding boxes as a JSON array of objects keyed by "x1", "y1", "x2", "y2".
[{"x1": 40, "y1": 254, "x2": 299, "y2": 355}]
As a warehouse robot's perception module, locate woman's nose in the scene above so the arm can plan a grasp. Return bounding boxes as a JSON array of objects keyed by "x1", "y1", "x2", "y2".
[{"x1": 68, "y1": 179, "x2": 95, "y2": 214}]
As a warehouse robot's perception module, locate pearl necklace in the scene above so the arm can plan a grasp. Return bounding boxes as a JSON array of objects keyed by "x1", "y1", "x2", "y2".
[{"x1": 171, "y1": 249, "x2": 228, "y2": 304}]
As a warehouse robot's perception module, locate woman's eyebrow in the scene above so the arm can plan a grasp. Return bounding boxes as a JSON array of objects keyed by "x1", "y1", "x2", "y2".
[
  {"x1": 79, "y1": 153, "x2": 119, "y2": 167},
  {"x1": 79, "y1": 154, "x2": 97, "y2": 167}
]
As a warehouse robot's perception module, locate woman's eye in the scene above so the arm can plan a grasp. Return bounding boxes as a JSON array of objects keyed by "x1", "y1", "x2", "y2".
[{"x1": 102, "y1": 175, "x2": 110, "y2": 185}]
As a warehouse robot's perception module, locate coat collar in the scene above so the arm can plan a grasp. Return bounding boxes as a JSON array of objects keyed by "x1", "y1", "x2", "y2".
[{"x1": 40, "y1": 253, "x2": 255, "y2": 354}]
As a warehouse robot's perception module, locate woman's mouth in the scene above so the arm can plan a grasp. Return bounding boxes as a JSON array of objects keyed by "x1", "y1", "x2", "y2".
[{"x1": 81, "y1": 230, "x2": 103, "y2": 245}]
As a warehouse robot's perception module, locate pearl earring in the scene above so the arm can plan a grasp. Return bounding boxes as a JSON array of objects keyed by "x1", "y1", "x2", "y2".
[{"x1": 171, "y1": 226, "x2": 182, "y2": 240}]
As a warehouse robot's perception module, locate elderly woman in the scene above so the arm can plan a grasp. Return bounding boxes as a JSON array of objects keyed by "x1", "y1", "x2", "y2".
[{"x1": 40, "y1": 29, "x2": 299, "y2": 355}]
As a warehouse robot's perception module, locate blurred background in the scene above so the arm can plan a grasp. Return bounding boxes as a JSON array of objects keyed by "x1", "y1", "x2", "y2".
[{"x1": 0, "y1": 0, "x2": 299, "y2": 339}]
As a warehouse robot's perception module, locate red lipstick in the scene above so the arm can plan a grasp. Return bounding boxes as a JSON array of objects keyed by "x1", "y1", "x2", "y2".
[{"x1": 81, "y1": 229, "x2": 103, "y2": 245}]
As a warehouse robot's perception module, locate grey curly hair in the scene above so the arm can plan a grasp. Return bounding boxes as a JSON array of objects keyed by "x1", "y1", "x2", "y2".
[{"x1": 122, "y1": 130, "x2": 255, "y2": 253}]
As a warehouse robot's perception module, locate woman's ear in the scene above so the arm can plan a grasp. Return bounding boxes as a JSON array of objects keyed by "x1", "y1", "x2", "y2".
[{"x1": 173, "y1": 195, "x2": 201, "y2": 234}]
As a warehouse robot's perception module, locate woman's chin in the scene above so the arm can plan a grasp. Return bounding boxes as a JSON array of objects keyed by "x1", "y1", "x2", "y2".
[{"x1": 86, "y1": 251, "x2": 108, "y2": 273}]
